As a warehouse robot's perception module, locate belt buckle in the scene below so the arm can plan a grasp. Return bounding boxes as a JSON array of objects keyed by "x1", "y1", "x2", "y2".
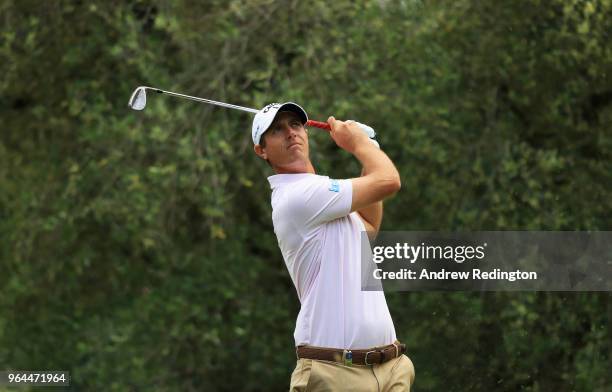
[{"x1": 364, "y1": 350, "x2": 377, "y2": 366}]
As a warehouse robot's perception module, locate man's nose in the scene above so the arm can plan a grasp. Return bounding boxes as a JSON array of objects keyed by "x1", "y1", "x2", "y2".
[{"x1": 284, "y1": 126, "x2": 297, "y2": 138}]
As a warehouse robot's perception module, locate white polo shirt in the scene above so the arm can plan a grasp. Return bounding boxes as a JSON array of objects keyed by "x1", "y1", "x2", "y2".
[{"x1": 268, "y1": 173, "x2": 397, "y2": 349}]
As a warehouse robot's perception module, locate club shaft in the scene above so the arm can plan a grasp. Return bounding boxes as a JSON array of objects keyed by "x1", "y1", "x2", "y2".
[
  {"x1": 151, "y1": 87, "x2": 259, "y2": 114},
  {"x1": 139, "y1": 86, "x2": 331, "y2": 130}
]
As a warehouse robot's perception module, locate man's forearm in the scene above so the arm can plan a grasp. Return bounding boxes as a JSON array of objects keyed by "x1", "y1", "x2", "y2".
[
  {"x1": 349, "y1": 141, "x2": 401, "y2": 210},
  {"x1": 352, "y1": 142, "x2": 399, "y2": 185},
  {"x1": 357, "y1": 167, "x2": 383, "y2": 233}
]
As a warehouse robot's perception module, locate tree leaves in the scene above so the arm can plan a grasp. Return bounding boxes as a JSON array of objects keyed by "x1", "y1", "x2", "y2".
[{"x1": 0, "y1": 0, "x2": 610, "y2": 390}]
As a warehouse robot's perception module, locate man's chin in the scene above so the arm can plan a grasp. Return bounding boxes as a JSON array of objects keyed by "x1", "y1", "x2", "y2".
[
  {"x1": 273, "y1": 157, "x2": 313, "y2": 174},
  {"x1": 287, "y1": 146, "x2": 308, "y2": 158}
]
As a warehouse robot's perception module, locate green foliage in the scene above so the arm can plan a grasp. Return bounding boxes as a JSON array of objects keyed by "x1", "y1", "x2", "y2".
[{"x1": 1, "y1": 0, "x2": 610, "y2": 390}]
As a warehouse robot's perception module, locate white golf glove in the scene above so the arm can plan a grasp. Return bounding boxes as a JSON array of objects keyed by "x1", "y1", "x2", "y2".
[{"x1": 352, "y1": 121, "x2": 380, "y2": 148}]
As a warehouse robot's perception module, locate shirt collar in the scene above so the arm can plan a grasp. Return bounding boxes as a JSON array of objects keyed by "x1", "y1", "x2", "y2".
[{"x1": 267, "y1": 173, "x2": 317, "y2": 190}]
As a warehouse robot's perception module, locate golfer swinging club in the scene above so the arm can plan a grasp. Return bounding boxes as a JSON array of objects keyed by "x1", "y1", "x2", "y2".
[{"x1": 253, "y1": 102, "x2": 415, "y2": 391}]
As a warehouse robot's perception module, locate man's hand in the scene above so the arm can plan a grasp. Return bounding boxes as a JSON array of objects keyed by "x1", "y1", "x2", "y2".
[
  {"x1": 354, "y1": 121, "x2": 380, "y2": 148},
  {"x1": 327, "y1": 116, "x2": 373, "y2": 153},
  {"x1": 354, "y1": 121, "x2": 376, "y2": 139}
]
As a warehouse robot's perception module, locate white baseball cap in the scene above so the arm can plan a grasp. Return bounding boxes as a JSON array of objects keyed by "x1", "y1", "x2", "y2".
[{"x1": 252, "y1": 102, "x2": 308, "y2": 145}]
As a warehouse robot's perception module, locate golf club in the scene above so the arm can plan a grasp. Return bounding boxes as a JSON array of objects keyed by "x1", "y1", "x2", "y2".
[{"x1": 128, "y1": 86, "x2": 332, "y2": 130}]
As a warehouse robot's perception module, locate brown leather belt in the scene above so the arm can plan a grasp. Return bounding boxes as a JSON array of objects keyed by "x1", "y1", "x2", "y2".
[{"x1": 296, "y1": 341, "x2": 406, "y2": 366}]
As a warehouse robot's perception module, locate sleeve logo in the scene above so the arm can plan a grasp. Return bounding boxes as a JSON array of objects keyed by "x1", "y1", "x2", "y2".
[{"x1": 329, "y1": 179, "x2": 340, "y2": 193}]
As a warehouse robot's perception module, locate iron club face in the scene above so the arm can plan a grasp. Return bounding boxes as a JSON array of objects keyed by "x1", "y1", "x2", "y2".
[{"x1": 128, "y1": 87, "x2": 147, "y2": 110}]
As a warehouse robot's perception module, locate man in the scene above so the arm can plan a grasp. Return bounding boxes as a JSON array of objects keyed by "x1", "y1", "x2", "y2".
[{"x1": 253, "y1": 102, "x2": 415, "y2": 391}]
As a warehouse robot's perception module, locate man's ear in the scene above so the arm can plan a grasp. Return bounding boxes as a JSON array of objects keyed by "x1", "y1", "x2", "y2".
[{"x1": 254, "y1": 144, "x2": 267, "y2": 160}]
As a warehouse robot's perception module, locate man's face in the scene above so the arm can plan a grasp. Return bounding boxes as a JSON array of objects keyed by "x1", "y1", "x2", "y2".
[{"x1": 254, "y1": 111, "x2": 313, "y2": 173}]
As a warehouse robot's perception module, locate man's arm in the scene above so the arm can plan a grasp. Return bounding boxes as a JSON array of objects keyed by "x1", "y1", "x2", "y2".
[
  {"x1": 327, "y1": 117, "x2": 400, "y2": 236},
  {"x1": 356, "y1": 167, "x2": 383, "y2": 235}
]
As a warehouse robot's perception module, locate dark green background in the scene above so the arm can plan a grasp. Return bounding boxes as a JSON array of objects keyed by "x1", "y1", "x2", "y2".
[{"x1": 1, "y1": 0, "x2": 610, "y2": 390}]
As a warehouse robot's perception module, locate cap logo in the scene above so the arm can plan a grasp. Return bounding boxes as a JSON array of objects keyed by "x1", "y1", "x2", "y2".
[{"x1": 262, "y1": 103, "x2": 281, "y2": 113}]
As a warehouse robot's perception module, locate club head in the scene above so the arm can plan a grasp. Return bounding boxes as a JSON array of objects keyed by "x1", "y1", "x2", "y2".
[{"x1": 128, "y1": 87, "x2": 147, "y2": 110}]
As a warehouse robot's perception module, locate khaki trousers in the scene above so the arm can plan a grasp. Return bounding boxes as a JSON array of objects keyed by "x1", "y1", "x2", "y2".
[{"x1": 289, "y1": 354, "x2": 415, "y2": 392}]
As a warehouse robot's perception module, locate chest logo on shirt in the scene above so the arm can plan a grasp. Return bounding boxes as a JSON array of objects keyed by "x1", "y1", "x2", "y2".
[{"x1": 329, "y1": 179, "x2": 340, "y2": 193}]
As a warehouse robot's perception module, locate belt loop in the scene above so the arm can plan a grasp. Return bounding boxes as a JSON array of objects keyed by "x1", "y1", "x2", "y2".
[
  {"x1": 392, "y1": 342, "x2": 399, "y2": 358},
  {"x1": 296, "y1": 346, "x2": 300, "y2": 360}
]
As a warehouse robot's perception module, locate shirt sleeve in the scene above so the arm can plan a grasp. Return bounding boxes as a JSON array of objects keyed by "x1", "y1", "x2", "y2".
[{"x1": 287, "y1": 176, "x2": 353, "y2": 231}]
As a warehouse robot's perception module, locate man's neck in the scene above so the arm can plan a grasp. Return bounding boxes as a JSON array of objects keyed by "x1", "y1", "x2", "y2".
[{"x1": 273, "y1": 161, "x2": 316, "y2": 174}]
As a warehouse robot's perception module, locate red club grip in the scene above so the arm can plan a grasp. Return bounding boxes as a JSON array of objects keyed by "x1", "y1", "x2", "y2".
[{"x1": 306, "y1": 120, "x2": 331, "y2": 131}]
